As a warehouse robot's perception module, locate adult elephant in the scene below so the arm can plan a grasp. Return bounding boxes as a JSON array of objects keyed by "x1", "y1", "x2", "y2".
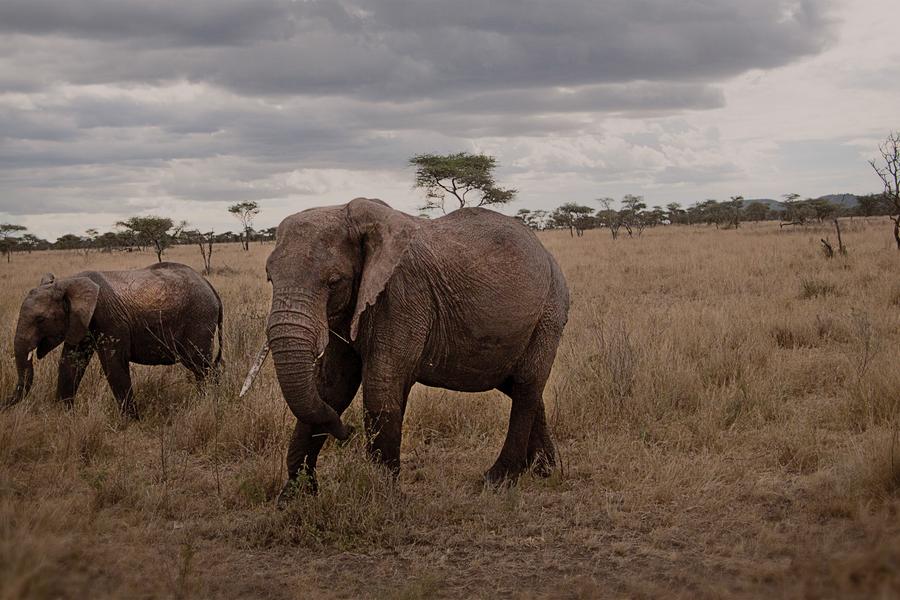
[
  {"x1": 7, "y1": 262, "x2": 223, "y2": 418},
  {"x1": 250, "y1": 197, "x2": 568, "y2": 498}
]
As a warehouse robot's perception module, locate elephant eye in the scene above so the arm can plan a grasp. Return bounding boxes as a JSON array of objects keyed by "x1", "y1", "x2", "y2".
[
  {"x1": 34, "y1": 315, "x2": 46, "y2": 324},
  {"x1": 327, "y1": 274, "x2": 342, "y2": 287}
]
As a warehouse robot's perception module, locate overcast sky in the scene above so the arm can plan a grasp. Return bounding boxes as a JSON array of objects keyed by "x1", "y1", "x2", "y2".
[{"x1": 0, "y1": 0, "x2": 897, "y2": 239}]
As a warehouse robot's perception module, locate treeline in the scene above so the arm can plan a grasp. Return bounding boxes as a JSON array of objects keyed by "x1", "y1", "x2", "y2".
[
  {"x1": 0, "y1": 201, "x2": 269, "y2": 269},
  {"x1": 516, "y1": 193, "x2": 892, "y2": 237},
  {"x1": 0, "y1": 224, "x2": 276, "y2": 254}
]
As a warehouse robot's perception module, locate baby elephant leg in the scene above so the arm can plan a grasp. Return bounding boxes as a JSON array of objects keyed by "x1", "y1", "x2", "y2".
[
  {"x1": 57, "y1": 339, "x2": 96, "y2": 408},
  {"x1": 98, "y1": 347, "x2": 138, "y2": 419}
]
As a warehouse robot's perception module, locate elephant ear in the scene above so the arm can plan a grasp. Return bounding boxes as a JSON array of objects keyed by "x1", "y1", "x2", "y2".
[
  {"x1": 59, "y1": 277, "x2": 100, "y2": 345},
  {"x1": 346, "y1": 197, "x2": 420, "y2": 341}
]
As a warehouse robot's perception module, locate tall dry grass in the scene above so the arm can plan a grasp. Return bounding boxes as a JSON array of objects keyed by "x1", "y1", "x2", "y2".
[{"x1": 1, "y1": 219, "x2": 899, "y2": 598}]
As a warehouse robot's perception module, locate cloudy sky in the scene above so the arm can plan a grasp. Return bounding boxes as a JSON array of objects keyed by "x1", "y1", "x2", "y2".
[{"x1": 0, "y1": 0, "x2": 897, "y2": 239}]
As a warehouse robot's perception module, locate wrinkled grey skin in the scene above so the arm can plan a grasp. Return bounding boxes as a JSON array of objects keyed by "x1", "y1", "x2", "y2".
[
  {"x1": 266, "y1": 197, "x2": 568, "y2": 499},
  {"x1": 6, "y1": 262, "x2": 223, "y2": 418}
]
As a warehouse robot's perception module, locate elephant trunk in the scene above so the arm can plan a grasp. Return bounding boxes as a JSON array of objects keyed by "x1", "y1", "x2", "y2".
[
  {"x1": 9, "y1": 329, "x2": 35, "y2": 406},
  {"x1": 267, "y1": 289, "x2": 349, "y2": 440}
]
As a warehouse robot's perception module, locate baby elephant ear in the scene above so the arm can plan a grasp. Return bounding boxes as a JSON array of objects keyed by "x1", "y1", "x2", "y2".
[
  {"x1": 59, "y1": 277, "x2": 100, "y2": 345},
  {"x1": 346, "y1": 198, "x2": 419, "y2": 341},
  {"x1": 40, "y1": 273, "x2": 55, "y2": 286}
]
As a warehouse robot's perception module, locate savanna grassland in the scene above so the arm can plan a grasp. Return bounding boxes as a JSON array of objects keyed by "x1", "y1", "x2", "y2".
[{"x1": 2, "y1": 218, "x2": 899, "y2": 599}]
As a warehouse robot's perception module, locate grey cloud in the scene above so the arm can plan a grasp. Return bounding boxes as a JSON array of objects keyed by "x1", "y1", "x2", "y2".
[
  {"x1": 654, "y1": 164, "x2": 743, "y2": 185},
  {"x1": 0, "y1": 1, "x2": 834, "y2": 99},
  {"x1": 0, "y1": 0, "x2": 297, "y2": 45},
  {"x1": 0, "y1": 0, "x2": 841, "y2": 236}
]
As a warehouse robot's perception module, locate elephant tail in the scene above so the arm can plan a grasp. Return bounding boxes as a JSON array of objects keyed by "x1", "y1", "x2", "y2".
[
  {"x1": 214, "y1": 289, "x2": 224, "y2": 369},
  {"x1": 204, "y1": 277, "x2": 225, "y2": 370}
]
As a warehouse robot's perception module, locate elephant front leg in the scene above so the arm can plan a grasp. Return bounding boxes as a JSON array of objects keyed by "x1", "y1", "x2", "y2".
[
  {"x1": 362, "y1": 377, "x2": 412, "y2": 475},
  {"x1": 278, "y1": 339, "x2": 361, "y2": 506},
  {"x1": 98, "y1": 348, "x2": 138, "y2": 419},
  {"x1": 57, "y1": 340, "x2": 96, "y2": 408}
]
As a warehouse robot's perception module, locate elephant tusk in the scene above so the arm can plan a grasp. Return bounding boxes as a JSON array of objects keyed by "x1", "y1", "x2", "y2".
[
  {"x1": 27, "y1": 350, "x2": 34, "y2": 362},
  {"x1": 239, "y1": 342, "x2": 270, "y2": 398}
]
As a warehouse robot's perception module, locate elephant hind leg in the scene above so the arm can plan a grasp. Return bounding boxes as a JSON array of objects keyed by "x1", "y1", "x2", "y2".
[
  {"x1": 178, "y1": 327, "x2": 217, "y2": 383},
  {"x1": 98, "y1": 347, "x2": 138, "y2": 419},
  {"x1": 487, "y1": 379, "x2": 542, "y2": 485},
  {"x1": 527, "y1": 401, "x2": 556, "y2": 477},
  {"x1": 489, "y1": 307, "x2": 564, "y2": 485}
]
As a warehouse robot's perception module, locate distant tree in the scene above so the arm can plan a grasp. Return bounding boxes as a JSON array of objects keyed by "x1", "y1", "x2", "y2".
[
  {"x1": 743, "y1": 202, "x2": 770, "y2": 222},
  {"x1": 94, "y1": 231, "x2": 121, "y2": 252},
  {"x1": 594, "y1": 198, "x2": 622, "y2": 238},
  {"x1": 869, "y1": 131, "x2": 900, "y2": 250},
  {"x1": 19, "y1": 233, "x2": 46, "y2": 253},
  {"x1": 260, "y1": 226, "x2": 278, "y2": 242},
  {"x1": 183, "y1": 229, "x2": 215, "y2": 275},
  {"x1": 515, "y1": 208, "x2": 551, "y2": 230},
  {"x1": 725, "y1": 196, "x2": 744, "y2": 229},
  {"x1": 409, "y1": 152, "x2": 516, "y2": 214},
  {"x1": 781, "y1": 192, "x2": 807, "y2": 225},
  {"x1": 550, "y1": 203, "x2": 594, "y2": 237},
  {"x1": 643, "y1": 206, "x2": 667, "y2": 228},
  {"x1": 54, "y1": 234, "x2": 85, "y2": 250},
  {"x1": 84, "y1": 228, "x2": 99, "y2": 250},
  {"x1": 0, "y1": 223, "x2": 27, "y2": 262},
  {"x1": 805, "y1": 198, "x2": 839, "y2": 222},
  {"x1": 620, "y1": 194, "x2": 647, "y2": 236},
  {"x1": 116, "y1": 216, "x2": 182, "y2": 262},
  {"x1": 856, "y1": 193, "x2": 888, "y2": 217},
  {"x1": 228, "y1": 201, "x2": 260, "y2": 251},
  {"x1": 665, "y1": 202, "x2": 685, "y2": 225},
  {"x1": 687, "y1": 200, "x2": 721, "y2": 226}
]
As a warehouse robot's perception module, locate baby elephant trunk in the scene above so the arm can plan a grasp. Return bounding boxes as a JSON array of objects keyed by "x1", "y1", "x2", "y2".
[{"x1": 8, "y1": 334, "x2": 35, "y2": 407}]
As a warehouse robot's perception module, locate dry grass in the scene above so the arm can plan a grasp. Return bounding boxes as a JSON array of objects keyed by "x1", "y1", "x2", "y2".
[{"x1": 2, "y1": 218, "x2": 900, "y2": 598}]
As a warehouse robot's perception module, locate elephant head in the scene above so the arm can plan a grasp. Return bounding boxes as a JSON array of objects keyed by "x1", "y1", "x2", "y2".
[
  {"x1": 7, "y1": 273, "x2": 99, "y2": 406},
  {"x1": 261, "y1": 197, "x2": 418, "y2": 439}
]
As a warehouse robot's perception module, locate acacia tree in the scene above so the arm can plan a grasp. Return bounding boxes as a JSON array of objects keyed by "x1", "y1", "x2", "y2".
[
  {"x1": 726, "y1": 196, "x2": 744, "y2": 229},
  {"x1": 515, "y1": 208, "x2": 550, "y2": 230},
  {"x1": 550, "y1": 203, "x2": 594, "y2": 237},
  {"x1": 665, "y1": 202, "x2": 685, "y2": 225},
  {"x1": 19, "y1": 233, "x2": 45, "y2": 253},
  {"x1": 743, "y1": 202, "x2": 770, "y2": 222},
  {"x1": 620, "y1": 194, "x2": 647, "y2": 236},
  {"x1": 409, "y1": 152, "x2": 516, "y2": 214},
  {"x1": 116, "y1": 216, "x2": 183, "y2": 262},
  {"x1": 228, "y1": 201, "x2": 260, "y2": 251},
  {"x1": 780, "y1": 192, "x2": 806, "y2": 225},
  {"x1": 0, "y1": 223, "x2": 27, "y2": 262},
  {"x1": 869, "y1": 131, "x2": 900, "y2": 250},
  {"x1": 182, "y1": 229, "x2": 215, "y2": 275}
]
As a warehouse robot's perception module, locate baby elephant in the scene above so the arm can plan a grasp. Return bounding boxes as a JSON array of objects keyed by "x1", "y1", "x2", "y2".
[{"x1": 6, "y1": 262, "x2": 223, "y2": 418}]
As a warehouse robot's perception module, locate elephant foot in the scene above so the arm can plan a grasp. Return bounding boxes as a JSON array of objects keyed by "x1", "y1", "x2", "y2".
[
  {"x1": 275, "y1": 474, "x2": 318, "y2": 509},
  {"x1": 119, "y1": 401, "x2": 140, "y2": 420},
  {"x1": 527, "y1": 447, "x2": 556, "y2": 478},
  {"x1": 483, "y1": 462, "x2": 525, "y2": 488}
]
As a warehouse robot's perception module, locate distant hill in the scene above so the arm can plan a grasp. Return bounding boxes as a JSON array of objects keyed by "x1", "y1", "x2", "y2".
[
  {"x1": 817, "y1": 194, "x2": 858, "y2": 208},
  {"x1": 744, "y1": 194, "x2": 860, "y2": 211}
]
